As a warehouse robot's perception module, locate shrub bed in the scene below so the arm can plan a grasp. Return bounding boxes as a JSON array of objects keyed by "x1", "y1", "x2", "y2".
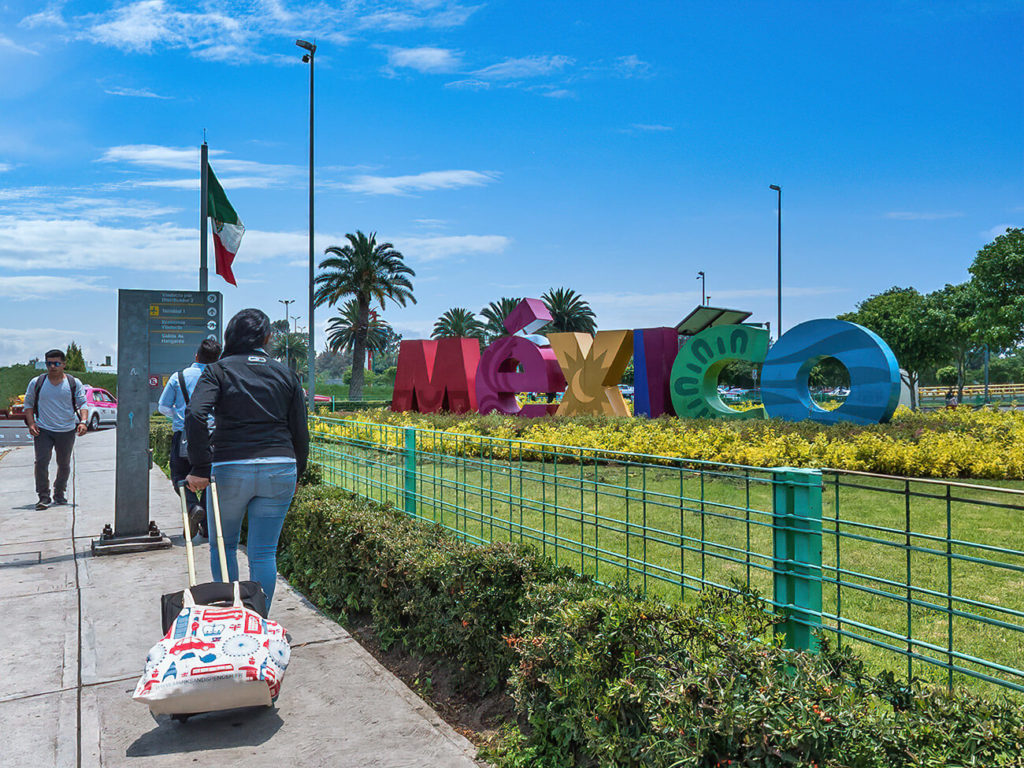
[
  {"x1": 314, "y1": 406, "x2": 1024, "y2": 479},
  {"x1": 278, "y1": 486, "x2": 1024, "y2": 767}
]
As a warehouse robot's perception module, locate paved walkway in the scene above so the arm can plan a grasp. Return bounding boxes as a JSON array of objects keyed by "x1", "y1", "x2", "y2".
[{"x1": 0, "y1": 428, "x2": 482, "y2": 767}]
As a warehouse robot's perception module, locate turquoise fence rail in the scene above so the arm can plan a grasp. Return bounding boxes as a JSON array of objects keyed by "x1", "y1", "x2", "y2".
[{"x1": 309, "y1": 415, "x2": 1024, "y2": 695}]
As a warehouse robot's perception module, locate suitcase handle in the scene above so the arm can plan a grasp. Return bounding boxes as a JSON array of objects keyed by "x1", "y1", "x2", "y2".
[
  {"x1": 176, "y1": 478, "x2": 229, "y2": 585},
  {"x1": 175, "y1": 480, "x2": 197, "y2": 587}
]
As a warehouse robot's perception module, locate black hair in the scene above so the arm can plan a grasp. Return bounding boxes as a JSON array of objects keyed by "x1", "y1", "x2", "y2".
[
  {"x1": 45, "y1": 349, "x2": 66, "y2": 361},
  {"x1": 222, "y1": 308, "x2": 271, "y2": 357},
  {"x1": 197, "y1": 338, "x2": 222, "y2": 364}
]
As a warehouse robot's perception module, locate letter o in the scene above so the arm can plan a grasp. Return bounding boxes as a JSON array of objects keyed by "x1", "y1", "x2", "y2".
[{"x1": 761, "y1": 319, "x2": 900, "y2": 424}]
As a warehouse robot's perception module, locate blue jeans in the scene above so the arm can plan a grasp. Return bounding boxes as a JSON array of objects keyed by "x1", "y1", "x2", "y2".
[{"x1": 208, "y1": 462, "x2": 296, "y2": 609}]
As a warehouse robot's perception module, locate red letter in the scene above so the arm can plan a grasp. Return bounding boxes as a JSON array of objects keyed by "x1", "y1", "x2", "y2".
[{"x1": 391, "y1": 338, "x2": 480, "y2": 413}]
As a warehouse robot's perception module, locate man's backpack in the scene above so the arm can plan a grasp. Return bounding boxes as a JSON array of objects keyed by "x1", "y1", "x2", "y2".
[{"x1": 32, "y1": 373, "x2": 81, "y2": 422}]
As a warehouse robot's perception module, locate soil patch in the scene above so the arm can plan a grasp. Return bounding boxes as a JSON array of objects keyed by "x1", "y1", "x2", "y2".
[{"x1": 344, "y1": 613, "x2": 516, "y2": 749}]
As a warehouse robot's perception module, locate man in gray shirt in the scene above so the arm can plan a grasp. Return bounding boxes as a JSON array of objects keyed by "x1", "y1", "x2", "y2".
[{"x1": 24, "y1": 349, "x2": 88, "y2": 509}]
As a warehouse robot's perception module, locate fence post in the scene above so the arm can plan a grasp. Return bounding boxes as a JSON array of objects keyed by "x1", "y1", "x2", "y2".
[
  {"x1": 771, "y1": 467, "x2": 823, "y2": 652},
  {"x1": 403, "y1": 426, "x2": 417, "y2": 517}
]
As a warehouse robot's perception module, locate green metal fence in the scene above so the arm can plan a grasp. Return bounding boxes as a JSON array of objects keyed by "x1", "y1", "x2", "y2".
[{"x1": 309, "y1": 415, "x2": 1024, "y2": 695}]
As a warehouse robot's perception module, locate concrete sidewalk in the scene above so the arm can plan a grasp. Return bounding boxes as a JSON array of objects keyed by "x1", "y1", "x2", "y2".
[{"x1": 0, "y1": 428, "x2": 482, "y2": 767}]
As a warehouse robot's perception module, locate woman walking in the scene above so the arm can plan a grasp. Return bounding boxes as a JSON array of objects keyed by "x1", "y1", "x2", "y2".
[{"x1": 185, "y1": 308, "x2": 309, "y2": 610}]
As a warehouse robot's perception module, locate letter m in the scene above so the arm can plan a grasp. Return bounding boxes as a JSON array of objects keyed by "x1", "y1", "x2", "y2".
[{"x1": 391, "y1": 338, "x2": 480, "y2": 413}]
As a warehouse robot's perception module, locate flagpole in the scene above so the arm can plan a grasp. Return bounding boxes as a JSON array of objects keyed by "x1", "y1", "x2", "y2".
[{"x1": 200, "y1": 142, "x2": 209, "y2": 292}]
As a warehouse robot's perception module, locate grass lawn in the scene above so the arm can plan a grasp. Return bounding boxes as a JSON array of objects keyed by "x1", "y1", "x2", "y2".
[{"x1": 312, "y1": 434, "x2": 1024, "y2": 698}]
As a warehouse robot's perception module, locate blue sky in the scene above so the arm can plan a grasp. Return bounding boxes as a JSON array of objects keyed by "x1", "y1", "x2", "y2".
[{"x1": 0, "y1": 0, "x2": 1020, "y2": 367}]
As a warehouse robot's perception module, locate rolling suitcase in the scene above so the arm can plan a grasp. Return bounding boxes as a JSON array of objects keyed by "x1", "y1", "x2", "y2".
[
  {"x1": 133, "y1": 477, "x2": 291, "y2": 718},
  {"x1": 160, "y1": 479, "x2": 268, "y2": 634}
]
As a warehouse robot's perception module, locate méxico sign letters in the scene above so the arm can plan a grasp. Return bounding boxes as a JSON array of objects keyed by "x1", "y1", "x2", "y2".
[{"x1": 393, "y1": 299, "x2": 901, "y2": 425}]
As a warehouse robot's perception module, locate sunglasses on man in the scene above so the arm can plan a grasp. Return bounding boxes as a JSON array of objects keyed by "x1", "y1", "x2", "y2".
[{"x1": 45, "y1": 361, "x2": 64, "y2": 367}]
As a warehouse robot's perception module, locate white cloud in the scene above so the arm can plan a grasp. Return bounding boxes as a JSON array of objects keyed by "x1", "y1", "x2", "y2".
[
  {"x1": 542, "y1": 89, "x2": 575, "y2": 99},
  {"x1": 613, "y1": 54, "x2": 652, "y2": 78},
  {"x1": 19, "y1": 4, "x2": 68, "y2": 30},
  {"x1": 77, "y1": 1, "x2": 476, "y2": 61},
  {"x1": 0, "y1": 189, "x2": 180, "y2": 220},
  {"x1": 0, "y1": 33, "x2": 39, "y2": 56},
  {"x1": 444, "y1": 78, "x2": 490, "y2": 91},
  {"x1": 0, "y1": 163, "x2": 11, "y2": 173},
  {"x1": 105, "y1": 86, "x2": 172, "y2": 99},
  {"x1": 0, "y1": 326, "x2": 115, "y2": 368},
  {"x1": 0, "y1": 275, "x2": 109, "y2": 300},
  {"x1": 342, "y1": 169, "x2": 498, "y2": 195},
  {"x1": 0, "y1": 216, "x2": 309, "y2": 274},
  {"x1": 357, "y1": 3, "x2": 478, "y2": 31},
  {"x1": 885, "y1": 211, "x2": 964, "y2": 221},
  {"x1": 392, "y1": 234, "x2": 510, "y2": 262},
  {"x1": 99, "y1": 144, "x2": 301, "y2": 187},
  {"x1": 387, "y1": 46, "x2": 461, "y2": 73},
  {"x1": 630, "y1": 123, "x2": 672, "y2": 132},
  {"x1": 473, "y1": 55, "x2": 573, "y2": 81},
  {"x1": 982, "y1": 224, "x2": 1018, "y2": 241}
]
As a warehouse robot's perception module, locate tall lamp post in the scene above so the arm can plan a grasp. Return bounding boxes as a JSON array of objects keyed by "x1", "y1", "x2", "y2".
[
  {"x1": 696, "y1": 270, "x2": 706, "y2": 306},
  {"x1": 297, "y1": 38, "x2": 316, "y2": 411},
  {"x1": 769, "y1": 184, "x2": 782, "y2": 340},
  {"x1": 278, "y1": 298, "x2": 294, "y2": 370}
]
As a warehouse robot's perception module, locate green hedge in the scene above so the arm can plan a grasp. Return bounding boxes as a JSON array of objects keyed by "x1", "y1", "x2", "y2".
[{"x1": 278, "y1": 486, "x2": 1024, "y2": 768}]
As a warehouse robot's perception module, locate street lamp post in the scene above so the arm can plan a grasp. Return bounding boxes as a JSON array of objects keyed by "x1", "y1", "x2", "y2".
[
  {"x1": 297, "y1": 38, "x2": 316, "y2": 412},
  {"x1": 279, "y1": 299, "x2": 294, "y2": 370},
  {"x1": 769, "y1": 184, "x2": 782, "y2": 340},
  {"x1": 696, "y1": 270, "x2": 706, "y2": 306}
]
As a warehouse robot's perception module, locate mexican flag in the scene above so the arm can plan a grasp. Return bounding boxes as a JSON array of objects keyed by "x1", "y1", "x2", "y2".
[{"x1": 207, "y1": 165, "x2": 244, "y2": 286}]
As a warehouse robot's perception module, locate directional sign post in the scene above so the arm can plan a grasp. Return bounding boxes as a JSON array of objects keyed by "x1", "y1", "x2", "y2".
[{"x1": 93, "y1": 289, "x2": 222, "y2": 556}]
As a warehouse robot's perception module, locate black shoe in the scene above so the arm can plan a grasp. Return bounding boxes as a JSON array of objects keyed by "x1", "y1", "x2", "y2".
[
  {"x1": 36, "y1": 497, "x2": 51, "y2": 510},
  {"x1": 53, "y1": 495, "x2": 67, "y2": 505},
  {"x1": 187, "y1": 504, "x2": 207, "y2": 538}
]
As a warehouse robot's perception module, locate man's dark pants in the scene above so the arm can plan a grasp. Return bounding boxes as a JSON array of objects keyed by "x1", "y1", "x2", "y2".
[
  {"x1": 170, "y1": 431, "x2": 201, "y2": 508},
  {"x1": 34, "y1": 428, "x2": 76, "y2": 499}
]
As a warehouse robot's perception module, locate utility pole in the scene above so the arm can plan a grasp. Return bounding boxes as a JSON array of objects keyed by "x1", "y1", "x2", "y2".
[{"x1": 279, "y1": 299, "x2": 295, "y2": 370}]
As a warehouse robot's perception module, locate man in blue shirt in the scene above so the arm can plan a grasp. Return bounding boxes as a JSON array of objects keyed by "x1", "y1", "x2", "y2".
[{"x1": 158, "y1": 339, "x2": 221, "y2": 536}]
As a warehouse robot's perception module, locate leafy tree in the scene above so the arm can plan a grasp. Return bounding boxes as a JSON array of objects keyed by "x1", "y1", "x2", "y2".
[
  {"x1": 480, "y1": 296, "x2": 523, "y2": 342},
  {"x1": 432, "y1": 307, "x2": 485, "y2": 339},
  {"x1": 65, "y1": 341, "x2": 86, "y2": 372},
  {"x1": 269, "y1": 335, "x2": 302, "y2": 373},
  {"x1": 928, "y1": 282, "x2": 984, "y2": 401},
  {"x1": 270, "y1": 333, "x2": 308, "y2": 373},
  {"x1": 968, "y1": 227, "x2": 1024, "y2": 348},
  {"x1": 838, "y1": 287, "x2": 944, "y2": 409},
  {"x1": 326, "y1": 299, "x2": 392, "y2": 357},
  {"x1": 935, "y1": 366, "x2": 957, "y2": 386},
  {"x1": 541, "y1": 287, "x2": 597, "y2": 334},
  {"x1": 314, "y1": 231, "x2": 416, "y2": 399},
  {"x1": 270, "y1": 319, "x2": 290, "y2": 335}
]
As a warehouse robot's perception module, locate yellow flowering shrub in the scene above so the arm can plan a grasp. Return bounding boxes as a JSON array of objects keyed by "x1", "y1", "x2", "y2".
[{"x1": 311, "y1": 405, "x2": 1024, "y2": 480}]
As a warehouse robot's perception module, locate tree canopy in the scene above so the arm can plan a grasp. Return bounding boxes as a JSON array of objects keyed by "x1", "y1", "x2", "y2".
[
  {"x1": 432, "y1": 307, "x2": 485, "y2": 339},
  {"x1": 968, "y1": 227, "x2": 1024, "y2": 349},
  {"x1": 838, "y1": 286, "x2": 944, "y2": 409},
  {"x1": 541, "y1": 287, "x2": 597, "y2": 334},
  {"x1": 315, "y1": 231, "x2": 416, "y2": 399}
]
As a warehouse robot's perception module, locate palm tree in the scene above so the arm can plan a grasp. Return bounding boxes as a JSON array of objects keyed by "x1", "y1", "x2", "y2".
[
  {"x1": 541, "y1": 287, "x2": 597, "y2": 334},
  {"x1": 326, "y1": 299, "x2": 392, "y2": 357},
  {"x1": 270, "y1": 332, "x2": 308, "y2": 373},
  {"x1": 480, "y1": 296, "x2": 523, "y2": 342},
  {"x1": 432, "y1": 307, "x2": 485, "y2": 339},
  {"x1": 315, "y1": 231, "x2": 416, "y2": 399}
]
